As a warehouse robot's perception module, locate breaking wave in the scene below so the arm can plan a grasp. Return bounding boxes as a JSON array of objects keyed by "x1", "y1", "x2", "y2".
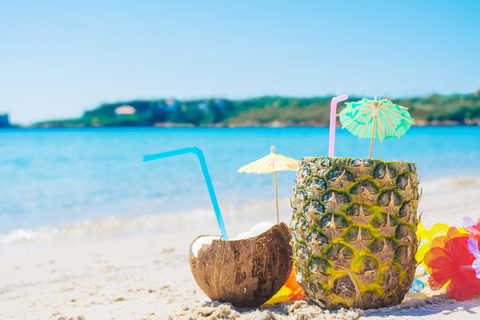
[
  {"x1": 1, "y1": 175, "x2": 479, "y2": 248},
  {"x1": 0, "y1": 198, "x2": 291, "y2": 247}
]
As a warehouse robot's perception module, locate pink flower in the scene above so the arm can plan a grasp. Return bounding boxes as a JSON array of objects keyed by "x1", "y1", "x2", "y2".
[
  {"x1": 463, "y1": 217, "x2": 480, "y2": 242},
  {"x1": 467, "y1": 237, "x2": 480, "y2": 279}
]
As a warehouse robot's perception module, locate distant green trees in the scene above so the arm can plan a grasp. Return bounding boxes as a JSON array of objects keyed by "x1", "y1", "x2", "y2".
[
  {"x1": 34, "y1": 91, "x2": 480, "y2": 127},
  {"x1": 428, "y1": 106, "x2": 480, "y2": 123}
]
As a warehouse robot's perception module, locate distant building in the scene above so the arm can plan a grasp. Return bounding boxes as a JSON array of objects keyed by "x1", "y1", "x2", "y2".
[
  {"x1": 164, "y1": 99, "x2": 179, "y2": 109},
  {"x1": 0, "y1": 114, "x2": 10, "y2": 127},
  {"x1": 198, "y1": 101, "x2": 208, "y2": 110},
  {"x1": 115, "y1": 105, "x2": 136, "y2": 116}
]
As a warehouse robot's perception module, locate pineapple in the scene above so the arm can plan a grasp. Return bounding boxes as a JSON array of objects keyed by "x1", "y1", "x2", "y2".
[{"x1": 290, "y1": 156, "x2": 421, "y2": 309}]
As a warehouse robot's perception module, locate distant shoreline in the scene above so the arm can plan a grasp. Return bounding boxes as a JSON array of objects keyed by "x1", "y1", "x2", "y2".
[
  {"x1": 19, "y1": 92, "x2": 480, "y2": 128},
  {"x1": 11, "y1": 120, "x2": 480, "y2": 129}
]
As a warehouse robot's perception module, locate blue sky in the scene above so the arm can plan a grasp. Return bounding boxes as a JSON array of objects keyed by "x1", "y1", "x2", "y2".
[{"x1": 1, "y1": 0, "x2": 479, "y2": 124}]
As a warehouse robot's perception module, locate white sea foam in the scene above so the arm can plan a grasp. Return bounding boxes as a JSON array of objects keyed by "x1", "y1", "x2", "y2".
[
  {"x1": 0, "y1": 198, "x2": 289, "y2": 247},
  {"x1": 2, "y1": 175, "x2": 479, "y2": 248}
]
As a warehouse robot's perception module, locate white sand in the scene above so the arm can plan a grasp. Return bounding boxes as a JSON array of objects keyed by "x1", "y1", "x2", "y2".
[{"x1": 1, "y1": 181, "x2": 480, "y2": 320}]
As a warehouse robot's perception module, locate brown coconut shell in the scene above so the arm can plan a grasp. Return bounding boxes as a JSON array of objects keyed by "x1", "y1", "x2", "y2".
[{"x1": 189, "y1": 222, "x2": 293, "y2": 308}]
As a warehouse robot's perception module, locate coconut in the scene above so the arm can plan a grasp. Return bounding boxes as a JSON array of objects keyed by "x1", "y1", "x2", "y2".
[{"x1": 189, "y1": 222, "x2": 293, "y2": 308}]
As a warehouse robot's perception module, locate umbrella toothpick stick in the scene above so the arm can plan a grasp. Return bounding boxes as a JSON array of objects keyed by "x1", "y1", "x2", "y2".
[
  {"x1": 271, "y1": 146, "x2": 280, "y2": 224},
  {"x1": 274, "y1": 170, "x2": 279, "y2": 224},
  {"x1": 369, "y1": 109, "x2": 379, "y2": 159},
  {"x1": 237, "y1": 145, "x2": 299, "y2": 225}
]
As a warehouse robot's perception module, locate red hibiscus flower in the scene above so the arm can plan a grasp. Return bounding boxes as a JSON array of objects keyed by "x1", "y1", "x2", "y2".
[{"x1": 427, "y1": 235, "x2": 480, "y2": 301}]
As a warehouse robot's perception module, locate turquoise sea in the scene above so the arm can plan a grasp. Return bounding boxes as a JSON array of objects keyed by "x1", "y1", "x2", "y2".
[{"x1": 1, "y1": 126, "x2": 479, "y2": 245}]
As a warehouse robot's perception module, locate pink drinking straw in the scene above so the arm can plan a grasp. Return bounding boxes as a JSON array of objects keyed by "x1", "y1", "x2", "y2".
[{"x1": 328, "y1": 94, "x2": 349, "y2": 157}]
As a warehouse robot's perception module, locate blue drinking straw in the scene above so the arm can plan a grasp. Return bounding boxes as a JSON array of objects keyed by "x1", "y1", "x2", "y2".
[{"x1": 143, "y1": 146, "x2": 228, "y2": 240}]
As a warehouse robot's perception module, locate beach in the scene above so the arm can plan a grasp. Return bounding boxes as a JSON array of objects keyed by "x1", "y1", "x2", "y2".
[
  {"x1": 2, "y1": 178, "x2": 480, "y2": 320},
  {"x1": 3, "y1": 0, "x2": 480, "y2": 317}
]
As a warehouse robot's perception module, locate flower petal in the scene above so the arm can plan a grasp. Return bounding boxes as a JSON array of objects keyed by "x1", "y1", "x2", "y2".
[
  {"x1": 428, "y1": 275, "x2": 445, "y2": 291},
  {"x1": 475, "y1": 279, "x2": 480, "y2": 295},
  {"x1": 445, "y1": 236, "x2": 474, "y2": 265},
  {"x1": 464, "y1": 218, "x2": 480, "y2": 242},
  {"x1": 468, "y1": 237, "x2": 480, "y2": 259},
  {"x1": 416, "y1": 241, "x2": 430, "y2": 266},
  {"x1": 473, "y1": 259, "x2": 480, "y2": 279},
  {"x1": 429, "y1": 256, "x2": 455, "y2": 285},
  {"x1": 447, "y1": 273, "x2": 477, "y2": 301},
  {"x1": 427, "y1": 224, "x2": 450, "y2": 242},
  {"x1": 411, "y1": 278, "x2": 425, "y2": 292},
  {"x1": 446, "y1": 227, "x2": 468, "y2": 241},
  {"x1": 463, "y1": 217, "x2": 476, "y2": 228}
]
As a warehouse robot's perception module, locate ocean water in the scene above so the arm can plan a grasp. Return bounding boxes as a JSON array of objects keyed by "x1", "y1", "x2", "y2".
[{"x1": 1, "y1": 126, "x2": 479, "y2": 245}]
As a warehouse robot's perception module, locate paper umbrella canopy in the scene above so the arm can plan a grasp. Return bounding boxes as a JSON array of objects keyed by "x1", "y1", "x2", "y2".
[
  {"x1": 338, "y1": 98, "x2": 414, "y2": 158},
  {"x1": 238, "y1": 146, "x2": 299, "y2": 223}
]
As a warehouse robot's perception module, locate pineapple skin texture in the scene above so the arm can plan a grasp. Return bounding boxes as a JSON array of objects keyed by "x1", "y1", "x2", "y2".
[{"x1": 290, "y1": 157, "x2": 421, "y2": 310}]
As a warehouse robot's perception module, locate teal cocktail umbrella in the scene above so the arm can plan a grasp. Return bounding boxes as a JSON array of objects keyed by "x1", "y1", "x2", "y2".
[{"x1": 338, "y1": 97, "x2": 414, "y2": 158}]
